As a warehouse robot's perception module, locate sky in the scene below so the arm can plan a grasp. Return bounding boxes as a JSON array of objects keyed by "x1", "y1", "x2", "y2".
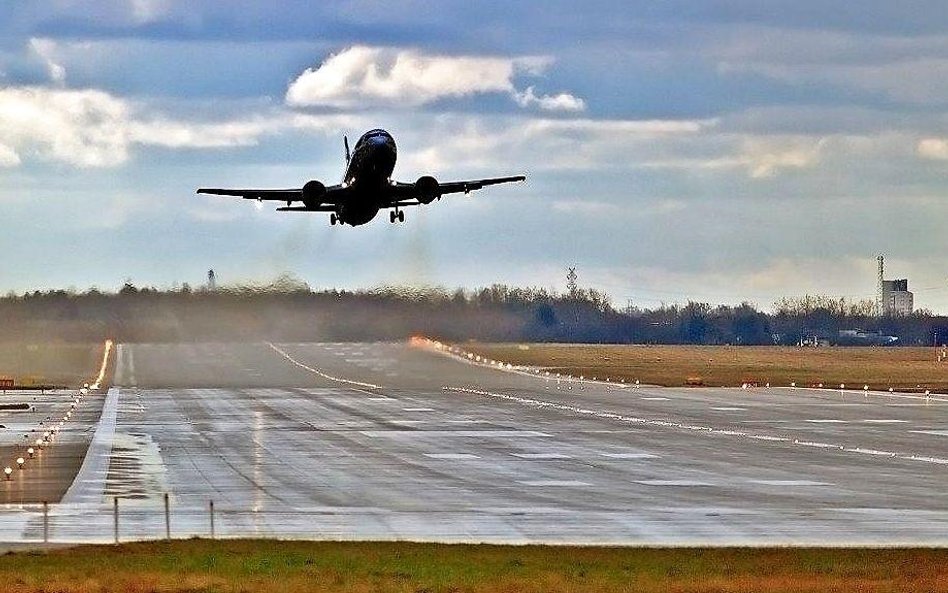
[{"x1": 1, "y1": 1, "x2": 948, "y2": 312}]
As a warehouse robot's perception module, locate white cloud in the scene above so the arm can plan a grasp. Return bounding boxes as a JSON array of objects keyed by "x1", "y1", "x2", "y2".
[
  {"x1": 0, "y1": 86, "x2": 310, "y2": 167},
  {"x1": 285, "y1": 46, "x2": 584, "y2": 111},
  {"x1": 740, "y1": 137, "x2": 826, "y2": 178},
  {"x1": 391, "y1": 114, "x2": 713, "y2": 173},
  {"x1": 0, "y1": 86, "x2": 130, "y2": 167},
  {"x1": 918, "y1": 138, "x2": 948, "y2": 160},
  {"x1": 0, "y1": 144, "x2": 20, "y2": 167},
  {"x1": 513, "y1": 86, "x2": 586, "y2": 112},
  {"x1": 130, "y1": 0, "x2": 172, "y2": 23},
  {"x1": 28, "y1": 39, "x2": 65, "y2": 85}
]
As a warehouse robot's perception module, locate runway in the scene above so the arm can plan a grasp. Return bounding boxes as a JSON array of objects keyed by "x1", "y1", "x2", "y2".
[{"x1": 3, "y1": 341, "x2": 948, "y2": 544}]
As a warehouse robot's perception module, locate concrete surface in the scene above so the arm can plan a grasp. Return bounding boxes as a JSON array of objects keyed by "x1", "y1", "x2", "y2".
[{"x1": 2, "y1": 341, "x2": 947, "y2": 545}]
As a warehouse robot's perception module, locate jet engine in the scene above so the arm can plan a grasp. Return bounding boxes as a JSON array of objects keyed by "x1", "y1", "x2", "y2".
[
  {"x1": 415, "y1": 175, "x2": 440, "y2": 204},
  {"x1": 302, "y1": 180, "x2": 326, "y2": 208}
]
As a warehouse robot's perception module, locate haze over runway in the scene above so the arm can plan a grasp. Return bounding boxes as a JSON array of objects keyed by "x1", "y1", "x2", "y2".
[{"x1": 2, "y1": 341, "x2": 944, "y2": 545}]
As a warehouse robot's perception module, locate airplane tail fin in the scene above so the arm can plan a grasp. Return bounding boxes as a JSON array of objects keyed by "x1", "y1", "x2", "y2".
[{"x1": 344, "y1": 135, "x2": 351, "y2": 163}]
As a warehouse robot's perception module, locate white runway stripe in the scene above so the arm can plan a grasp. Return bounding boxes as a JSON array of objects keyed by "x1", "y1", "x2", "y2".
[{"x1": 267, "y1": 342, "x2": 381, "y2": 389}]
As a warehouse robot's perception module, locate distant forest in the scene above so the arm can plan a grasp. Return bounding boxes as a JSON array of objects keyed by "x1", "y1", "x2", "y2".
[{"x1": 1, "y1": 276, "x2": 946, "y2": 346}]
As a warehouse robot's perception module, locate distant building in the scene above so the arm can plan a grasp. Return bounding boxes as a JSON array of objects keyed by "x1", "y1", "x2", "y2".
[
  {"x1": 881, "y1": 279, "x2": 913, "y2": 316},
  {"x1": 876, "y1": 255, "x2": 913, "y2": 316}
]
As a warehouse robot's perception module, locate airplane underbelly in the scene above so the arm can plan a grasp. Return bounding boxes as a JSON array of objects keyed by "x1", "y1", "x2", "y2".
[{"x1": 340, "y1": 201, "x2": 379, "y2": 226}]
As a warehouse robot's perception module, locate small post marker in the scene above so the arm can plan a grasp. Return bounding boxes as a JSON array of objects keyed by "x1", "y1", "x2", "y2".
[
  {"x1": 209, "y1": 500, "x2": 215, "y2": 539},
  {"x1": 43, "y1": 501, "x2": 49, "y2": 543},
  {"x1": 113, "y1": 496, "x2": 119, "y2": 544},
  {"x1": 164, "y1": 493, "x2": 171, "y2": 540}
]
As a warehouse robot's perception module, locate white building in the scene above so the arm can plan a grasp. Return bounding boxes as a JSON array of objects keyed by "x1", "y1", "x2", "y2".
[{"x1": 882, "y1": 278, "x2": 913, "y2": 316}]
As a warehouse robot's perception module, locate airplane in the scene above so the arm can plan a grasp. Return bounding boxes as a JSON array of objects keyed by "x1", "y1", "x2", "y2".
[{"x1": 197, "y1": 128, "x2": 526, "y2": 226}]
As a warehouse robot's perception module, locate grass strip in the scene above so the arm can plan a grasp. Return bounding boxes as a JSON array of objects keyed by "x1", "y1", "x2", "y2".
[
  {"x1": 465, "y1": 343, "x2": 948, "y2": 390},
  {"x1": 0, "y1": 540, "x2": 945, "y2": 592}
]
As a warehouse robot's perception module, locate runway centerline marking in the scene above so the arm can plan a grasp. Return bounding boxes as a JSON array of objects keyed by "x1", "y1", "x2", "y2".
[
  {"x1": 444, "y1": 386, "x2": 948, "y2": 466},
  {"x1": 749, "y1": 480, "x2": 832, "y2": 486},
  {"x1": 424, "y1": 453, "x2": 480, "y2": 460},
  {"x1": 511, "y1": 453, "x2": 571, "y2": 459},
  {"x1": 518, "y1": 480, "x2": 590, "y2": 487},
  {"x1": 636, "y1": 480, "x2": 714, "y2": 487},
  {"x1": 267, "y1": 342, "x2": 381, "y2": 389},
  {"x1": 361, "y1": 430, "x2": 552, "y2": 438}
]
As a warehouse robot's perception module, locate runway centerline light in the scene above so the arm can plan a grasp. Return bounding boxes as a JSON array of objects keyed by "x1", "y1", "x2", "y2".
[
  {"x1": 4, "y1": 467, "x2": 11, "y2": 480},
  {"x1": 15, "y1": 458, "x2": 23, "y2": 468},
  {"x1": 27, "y1": 448, "x2": 34, "y2": 458}
]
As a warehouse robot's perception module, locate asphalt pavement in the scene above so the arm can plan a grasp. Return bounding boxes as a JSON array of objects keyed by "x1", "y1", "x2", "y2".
[{"x1": 2, "y1": 341, "x2": 947, "y2": 545}]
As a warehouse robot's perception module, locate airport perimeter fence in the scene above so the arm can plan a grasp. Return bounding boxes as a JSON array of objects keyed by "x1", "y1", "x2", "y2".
[
  {"x1": 0, "y1": 495, "x2": 557, "y2": 544},
  {"x1": 0, "y1": 495, "x2": 408, "y2": 544}
]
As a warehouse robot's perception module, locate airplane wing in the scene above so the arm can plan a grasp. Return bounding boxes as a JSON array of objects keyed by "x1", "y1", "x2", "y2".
[
  {"x1": 197, "y1": 188, "x2": 302, "y2": 201},
  {"x1": 386, "y1": 175, "x2": 525, "y2": 206},
  {"x1": 197, "y1": 184, "x2": 346, "y2": 204},
  {"x1": 436, "y1": 175, "x2": 526, "y2": 196}
]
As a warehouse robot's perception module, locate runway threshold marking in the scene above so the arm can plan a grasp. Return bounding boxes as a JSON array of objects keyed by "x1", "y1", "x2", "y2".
[
  {"x1": 444, "y1": 386, "x2": 948, "y2": 466},
  {"x1": 267, "y1": 343, "x2": 381, "y2": 390}
]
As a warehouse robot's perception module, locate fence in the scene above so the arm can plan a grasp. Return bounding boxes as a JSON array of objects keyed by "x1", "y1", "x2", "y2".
[{"x1": 0, "y1": 497, "x2": 524, "y2": 544}]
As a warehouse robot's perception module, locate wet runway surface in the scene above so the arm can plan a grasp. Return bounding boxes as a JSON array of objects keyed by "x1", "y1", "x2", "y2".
[{"x1": 3, "y1": 341, "x2": 948, "y2": 544}]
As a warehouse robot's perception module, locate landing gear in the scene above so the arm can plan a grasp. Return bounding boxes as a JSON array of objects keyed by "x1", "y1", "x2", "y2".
[
  {"x1": 330, "y1": 213, "x2": 338, "y2": 226},
  {"x1": 390, "y1": 210, "x2": 405, "y2": 224}
]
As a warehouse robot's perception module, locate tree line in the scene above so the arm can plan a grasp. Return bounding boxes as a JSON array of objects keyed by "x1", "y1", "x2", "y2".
[{"x1": 1, "y1": 278, "x2": 945, "y2": 345}]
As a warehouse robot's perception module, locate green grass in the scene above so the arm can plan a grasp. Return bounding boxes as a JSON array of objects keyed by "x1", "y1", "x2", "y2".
[{"x1": 0, "y1": 540, "x2": 945, "y2": 592}]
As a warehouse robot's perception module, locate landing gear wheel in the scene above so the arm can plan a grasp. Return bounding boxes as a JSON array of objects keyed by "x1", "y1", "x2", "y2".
[
  {"x1": 398, "y1": 210, "x2": 405, "y2": 223},
  {"x1": 389, "y1": 211, "x2": 396, "y2": 223},
  {"x1": 330, "y1": 213, "x2": 337, "y2": 226}
]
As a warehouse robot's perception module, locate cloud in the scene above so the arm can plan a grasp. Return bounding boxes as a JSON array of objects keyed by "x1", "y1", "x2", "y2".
[
  {"x1": 918, "y1": 138, "x2": 948, "y2": 160},
  {"x1": 0, "y1": 143, "x2": 20, "y2": 167},
  {"x1": 285, "y1": 45, "x2": 584, "y2": 111},
  {"x1": 512, "y1": 86, "x2": 586, "y2": 112},
  {"x1": 0, "y1": 86, "x2": 130, "y2": 167},
  {"x1": 739, "y1": 137, "x2": 826, "y2": 178},
  {"x1": 28, "y1": 39, "x2": 66, "y2": 85},
  {"x1": 0, "y1": 86, "x2": 307, "y2": 167}
]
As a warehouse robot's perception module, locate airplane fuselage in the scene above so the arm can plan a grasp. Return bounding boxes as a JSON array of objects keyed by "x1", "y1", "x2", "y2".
[{"x1": 338, "y1": 129, "x2": 398, "y2": 225}]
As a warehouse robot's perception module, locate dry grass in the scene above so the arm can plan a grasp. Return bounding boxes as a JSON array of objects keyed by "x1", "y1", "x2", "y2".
[
  {"x1": 465, "y1": 343, "x2": 948, "y2": 391},
  {"x1": 0, "y1": 541, "x2": 945, "y2": 592},
  {"x1": 0, "y1": 342, "x2": 101, "y2": 388}
]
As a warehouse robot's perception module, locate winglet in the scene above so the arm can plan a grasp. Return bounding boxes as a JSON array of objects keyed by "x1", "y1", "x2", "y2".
[{"x1": 344, "y1": 135, "x2": 351, "y2": 163}]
